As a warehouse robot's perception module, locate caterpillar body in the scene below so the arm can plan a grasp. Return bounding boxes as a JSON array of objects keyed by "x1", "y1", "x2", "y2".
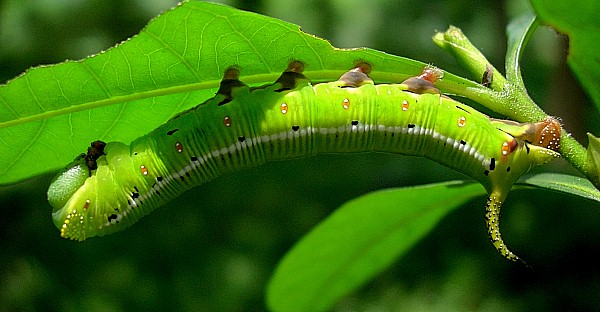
[{"x1": 48, "y1": 62, "x2": 561, "y2": 264}]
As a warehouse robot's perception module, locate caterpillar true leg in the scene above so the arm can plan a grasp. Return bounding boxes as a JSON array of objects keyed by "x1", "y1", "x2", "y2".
[
  {"x1": 338, "y1": 62, "x2": 374, "y2": 87},
  {"x1": 216, "y1": 67, "x2": 248, "y2": 106},
  {"x1": 401, "y1": 66, "x2": 443, "y2": 94},
  {"x1": 271, "y1": 61, "x2": 310, "y2": 92}
]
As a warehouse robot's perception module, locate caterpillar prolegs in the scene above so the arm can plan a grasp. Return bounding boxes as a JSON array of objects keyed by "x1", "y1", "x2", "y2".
[{"x1": 47, "y1": 61, "x2": 561, "y2": 264}]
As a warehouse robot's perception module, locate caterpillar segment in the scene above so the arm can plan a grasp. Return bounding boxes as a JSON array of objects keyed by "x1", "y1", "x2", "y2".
[{"x1": 48, "y1": 62, "x2": 561, "y2": 264}]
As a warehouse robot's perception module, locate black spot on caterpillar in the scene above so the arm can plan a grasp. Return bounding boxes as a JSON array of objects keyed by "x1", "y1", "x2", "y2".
[
  {"x1": 47, "y1": 61, "x2": 562, "y2": 265},
  {"x1": 455, "y1": 105, "x2": 472, "y2": 114},
  {"x1": 108, "y1": 214, "x2": 118, "y2": 223}
]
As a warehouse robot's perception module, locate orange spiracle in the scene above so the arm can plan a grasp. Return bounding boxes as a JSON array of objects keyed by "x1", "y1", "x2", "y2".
[
  {"x1": 501, "y1": 139, "x2": 518, "y2": 157},
  {"x1": 401, "y1": 100, "x2": 409, "y2": 111},
  {"x1": 223, "y1": 116, "x2": 232, "y2": 127},
  {"x1": 343, "y1": 98, "x2": 350, "y2": 109}
]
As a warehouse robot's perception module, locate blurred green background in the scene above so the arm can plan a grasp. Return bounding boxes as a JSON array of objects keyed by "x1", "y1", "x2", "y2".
[{"x1": 1, "y1": 0, "x2": 599, "y2": 311}]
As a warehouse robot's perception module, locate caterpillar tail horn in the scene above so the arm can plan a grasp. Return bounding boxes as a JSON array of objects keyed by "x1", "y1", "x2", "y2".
[
  {"x1": 483, "y1": 117, "x2": 562, "y2": 265},
  {"x1": 485, "y1": 190, "x2": 528, "y2": 266}
]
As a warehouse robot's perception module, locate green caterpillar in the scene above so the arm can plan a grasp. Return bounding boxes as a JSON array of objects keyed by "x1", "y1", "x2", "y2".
[{"x1": 48, "y1": 62, "x2": 561, "y2": 264}]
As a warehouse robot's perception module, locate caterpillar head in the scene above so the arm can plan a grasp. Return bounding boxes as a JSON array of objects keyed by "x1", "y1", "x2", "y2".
[
  {"x1": 48, "y1": 142, "x2": 137, "y2": 241},
  {"x1": 47, "y1": 155, "x2": 90, "y2": 211}
]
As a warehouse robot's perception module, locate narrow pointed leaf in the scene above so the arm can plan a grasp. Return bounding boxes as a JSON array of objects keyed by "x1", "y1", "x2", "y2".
[
  {"x1": 505, "y1": 12, "x2": 538, "y2": 89},
  {"x1": 518, "y1": 173, "x2": 600, "y2": 203},
  {"x1": 266, "y1": 181, "x2": 483, "y2": 312},
  {"x1": 585, "y1": 133, "x2": 600, "y2": 190}
]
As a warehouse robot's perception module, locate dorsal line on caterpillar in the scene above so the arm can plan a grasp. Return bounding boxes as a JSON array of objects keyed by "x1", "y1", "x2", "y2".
[{"x1": 48, "y1": 61, "x2": 562, "y2": 266}]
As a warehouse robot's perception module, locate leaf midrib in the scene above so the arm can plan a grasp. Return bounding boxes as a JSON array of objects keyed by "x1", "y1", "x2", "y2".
[{"x1": 0, "y1": 79, "x2": 220, "y2": 129}]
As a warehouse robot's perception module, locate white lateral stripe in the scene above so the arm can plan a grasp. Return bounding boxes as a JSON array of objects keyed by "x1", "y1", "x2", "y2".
[{"x1": 125, "y1": 123, "x2": 490, "y2": 216}]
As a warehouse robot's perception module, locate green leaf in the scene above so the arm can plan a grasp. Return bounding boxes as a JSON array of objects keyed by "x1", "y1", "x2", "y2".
[
  {"x1": 266, "y1": 181, "x2": 483, "y2": 312},
  {"x1": 518, "y1": 173, "x2": 600, "y2": 203},
  {"x1": 585, "y1": 133, "x2": 600, "y2": 190},
  {"x1": 505, "y1": 12, "x2": 537, "y2": 92},
  {"x1": 0, "y1": 1, "x2": 482, "y2": 185},
  {"x1": 529, "y1": 0, "x2": 600, "y2": 110}
]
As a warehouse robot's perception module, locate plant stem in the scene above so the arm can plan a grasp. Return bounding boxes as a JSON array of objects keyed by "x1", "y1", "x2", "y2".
[{"x1": 433, "y1": 25, "x2": 591, "y2": 182}]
